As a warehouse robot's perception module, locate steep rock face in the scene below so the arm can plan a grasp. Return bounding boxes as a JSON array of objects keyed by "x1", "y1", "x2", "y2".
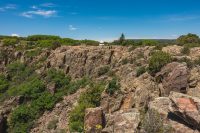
[
  {"x1": 132, "y1": 73, "x2": 160, "y2": 109},
  {"x1": 47, "y1": 46, "x2": 154, "y2": 80},
  {"x1": 156, "y1": 62, "x2": 188, "y2": 96},
  {"x1": 84, "y1": 107, "x2": 105, "y2": 133}
]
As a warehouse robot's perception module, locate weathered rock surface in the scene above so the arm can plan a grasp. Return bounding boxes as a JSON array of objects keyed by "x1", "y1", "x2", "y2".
[
  {"x1": 162, "y1": 45, "x2": 183, "y2": 56},
  {"x1": 102, "y1": 109, "x2": 140, "y2": 133},
  {"x1": 101, "y1": 91, "x2": 124, "y2": 113},
  {"x1": 84, "y1": 107, "x2": 105, "y2": 133},
  {"x1": 169, "y1": 91, "x2": 200, "y2": 130},
  {"x1": 132, "y1": 73, "x2": 160, "y2": 109},
  {"x1": 0, "y1": 96, "x2": 23, "y2": 117},
  {"x1": 190, "y1": 47, "x2": 200, "y2": 60},
  {"x1": 149, "y1": 92, "x2": 200, "y2": 132},
  {"x1": 156, "y1": 62, "x2": 188, "y2": 96}
]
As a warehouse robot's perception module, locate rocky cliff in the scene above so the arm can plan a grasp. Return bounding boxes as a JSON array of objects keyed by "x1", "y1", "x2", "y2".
[{"x1": 1, "y1": 45, "x2": 200, "y2": 133}]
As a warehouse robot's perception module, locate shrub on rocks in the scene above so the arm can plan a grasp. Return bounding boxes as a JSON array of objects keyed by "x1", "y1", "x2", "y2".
[{"x1": 148, "y1": 51, "x2": 172, "y2": 75}]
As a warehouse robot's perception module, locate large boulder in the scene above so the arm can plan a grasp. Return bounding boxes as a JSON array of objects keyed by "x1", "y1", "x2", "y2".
[
  {"x1": 162, "y1": 45, "x2": 183, "y2": 56},
  {"x1": 101, "y1": 91, "x2": 124, "y2": 113},
  {"x1": 190, "y1": 47, "x2": 200, "y2": 60},
  {"x1": 132, "y1": 73, "x2": 160, "y2": 109},
  {"x1": 156, "y1": 62, "x2": 188, "y2": 96},
  {"x1": 169, "y1": 91, "x2": 200, "y2": 130},
  {"x1": 84, "y1": 107, "x2": 105, "y2": 133},
  {"x1": 149, "y1": 92, "x2": 200, "y2": 133},
  {"x1": 102, "y1": 109, "x2": 140, "y2": 133}
]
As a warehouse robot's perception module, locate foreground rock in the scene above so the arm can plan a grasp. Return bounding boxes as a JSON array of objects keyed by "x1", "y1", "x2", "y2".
[
  {"x1": 149, "y1": 92, "x2": 200, "y2": 133},
  {"x1": 84, "y1": 107, "x2": 105, "y2": 133},
  {"x1": 169, "y1": 91, "x2": 200, "y2": 130},
  {"x1": 102, "y1": 109, "x2": 140, "y2": 133},
  {"x1": 156, "y1": 62, "x2": 188, "y2": 96}
]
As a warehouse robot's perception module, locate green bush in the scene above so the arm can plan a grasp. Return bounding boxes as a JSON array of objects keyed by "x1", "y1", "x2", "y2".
[
  {"x1": 105, "y1": 78, "x2": 120, "y2": 95},
  {"x1": 98, "y1": 66, "x2": 110, "y2": 76},
  {"x1": 9, "y1": 105, "x2": 36, "y2": 133},
  {"x1": 0, "y1": 74, "x2": 9, "y2": 93},
  {"x1": 36, "y1": 40, "x2": 61, "y2": 49},
  {"x1": 181, "y1": 46, "x2": 190, "y2": 55},
  {"x1": 7, "y1": 61, "x2": 33, "y2": 82},
  {"x1": 25, "y1": 48, "x2": 42, "y2": 58},
  {"x1": 177, "y1": 33, "x2": 200, "y2": 45},
  {"x1": 7, "y1": 77, "x2": 45, "y2": 99},
  {"x1": 136, "y1": 66, "x2": 146, "y2": 77},
  {"x1": 69, "y1": 83, "x2": 105, "y2": 132},
  {"x1": 2, "y1": 38, "x2": 19, "y2": 46},
  {"x1": 46, "y1": 68, "x2": 71, "y2": 89},
  {"x1": 27, "y1": 35, "x2": 61, "y2": 41},
  {"x1": 148, "y1": 51, "x2": 172, "y2": 75}
]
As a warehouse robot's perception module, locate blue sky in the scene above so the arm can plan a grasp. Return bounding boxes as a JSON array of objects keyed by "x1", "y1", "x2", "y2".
[{"x1": 0, "y1": 0, "x2": 200, "y2": 41}]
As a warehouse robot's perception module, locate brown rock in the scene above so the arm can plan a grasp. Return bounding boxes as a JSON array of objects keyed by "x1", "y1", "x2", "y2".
[
  {"x1": 149, "y1": 93, "x2": 200, "y2": 133},
  {"x1": 162, "y1": 45, "x2": 183, "y2": 56},
  {"x1": 133, "y1": 73, "x2": 160, "y2": 109},
  {"x1": 100, "y1": 91, "x2": 123, "y2": 113},
  {"x1": 156, "y1": 62, "x2": 188, "y2": 96},
  {"x1": 84, "y1": 107, "x2": 105, "y2": 133},
  {"x1": 190, "y1": 47, "x2": 200, "y2": 60},
  {"x1": 169, "y1": 91, "x2": 200, "y2": 130},
  {"x1": 103, "y1": 109, "x2": 140, "y2": 133}
]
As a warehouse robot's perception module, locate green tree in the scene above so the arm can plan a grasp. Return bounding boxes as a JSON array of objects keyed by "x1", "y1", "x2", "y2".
[
  {"x1": 177, "y1": 33, "x2": 200, "y2": 45},
  {"x1": 119, "y1": 33, "x2": 125, "y2": 44}
]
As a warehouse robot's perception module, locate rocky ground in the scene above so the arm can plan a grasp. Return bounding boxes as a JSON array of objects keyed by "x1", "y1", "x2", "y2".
[{"x1": 1, "y1": 45, "x2": 200, "y2": 132}]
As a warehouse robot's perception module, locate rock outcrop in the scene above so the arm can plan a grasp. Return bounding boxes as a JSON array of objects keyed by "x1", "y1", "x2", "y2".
[
  {"x1": 84, "y1": 107, "x2": 105, "y2": 133},
  {"x1": 149, "y1": 92, "x2": 200, "y2": 133},
  {"x1": 162, "y1": 45, "x2": 183, "y2": 56},
  {"x1": 102, "y1": 109, "x2": 140, "y2": 133},
  {"x1": 156, "y1": 62, "x2": 188, "y2": 96}
]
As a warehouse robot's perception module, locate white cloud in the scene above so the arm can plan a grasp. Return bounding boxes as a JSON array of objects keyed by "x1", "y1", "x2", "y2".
[
  {"x1": 0, "y1": 4, "x2": 16, "y2": 12},
  {"x1": 40, "y1": 3, "x2": 55, "y2": 8},
  {"x1": 31, "y1": 5, "x2": 38, "y2": 9},
  {"x1": 69, "y1": 25, "x2": 78, "y2": 31},
  {"x1": 21, "y1": 10, "x2": 57, "y2": 18},
  {"x1": 11, "y1": 34, "x2": 20, "y2": 37},
  {"x1": 5, "y1": 4, "x2": 16, "y2": 9}
]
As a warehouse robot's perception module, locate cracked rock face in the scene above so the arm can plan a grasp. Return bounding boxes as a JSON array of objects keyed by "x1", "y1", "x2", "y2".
[
  {"x1": 102, "y1": 109, "x2": 140, "y2": 133},
  {"x1": 156, "y1": 62, "x2": 189, "y2": 96},
  {"x1": 149, "y1": 92, "x2": 200, "y2": 133}
]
